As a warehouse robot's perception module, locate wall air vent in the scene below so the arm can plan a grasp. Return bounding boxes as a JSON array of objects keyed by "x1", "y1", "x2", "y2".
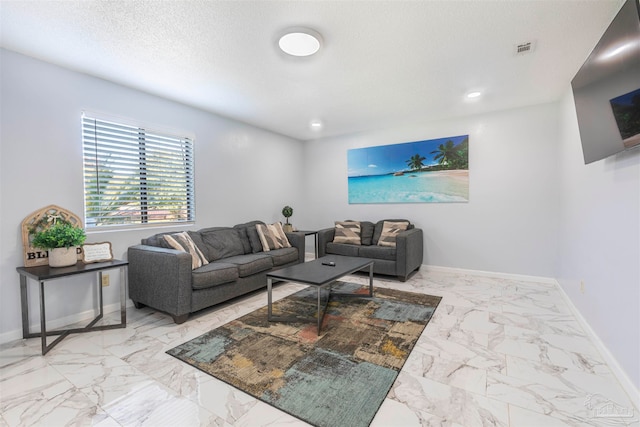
[{"x1": 515, "y1": 41, "x2": 536, "y2": 55}]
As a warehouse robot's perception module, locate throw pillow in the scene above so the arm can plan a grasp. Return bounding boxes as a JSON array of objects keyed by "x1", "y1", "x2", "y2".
[
  {"x1": 246, "y1": 225, "x2": 264, "y2": 253},
  {"x1": 256, "y1": 222, "x2": 291, "y2": 252},
  {"x1": 377, "y1": 221, "x2": 409, "y2": 247},
  {"x1": 333, "y1": 221, "x2": 361, "y2": 245},
  {"x1": 164, "y1": 232, "x2": 209, "y2": 269}
]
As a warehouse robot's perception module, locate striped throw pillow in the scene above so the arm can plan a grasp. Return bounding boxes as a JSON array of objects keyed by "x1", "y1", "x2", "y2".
[
  {"x1": 164, "y1": 232, "x2": 209, "y2": 269},
  {"x1": 256, "y1": 222, "x2": 291, "y2": 252},
  {"x1": 377, "y1": 221, "x2": 409, "y2": 247},
  {"x1": 333, "y1": 221, "x2": 361, "y2": 245}
]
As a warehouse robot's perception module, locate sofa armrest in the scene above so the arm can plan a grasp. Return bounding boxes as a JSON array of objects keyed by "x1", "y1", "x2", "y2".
[
  {"x1": 395, "y1": 228, "x2": 423, "y2": 281},
  {"x1": 317, "y1": 227, "x2": 335, "y2": 258},
  {"x1": 127, "y1": 245, "x2": 193, "y2": 319},
  {"x1": 285, "y1": 231, "x2": 305, "y2": 264}
]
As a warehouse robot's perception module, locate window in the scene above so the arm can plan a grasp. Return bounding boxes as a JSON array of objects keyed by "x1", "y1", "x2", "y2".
[{"x1": 82, "y1": 115, "x2": 195, "y2": 228}]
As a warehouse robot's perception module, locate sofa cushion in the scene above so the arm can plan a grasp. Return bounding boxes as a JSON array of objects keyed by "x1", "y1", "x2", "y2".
[
  {"x1": 200, "y1": 227, "x2": 246, "y2": 261},
  {"x1": 377, "y1": 221, "x2": 410, "y2": 247},
  {"x1": 360, "y1": 221, "x2": 375, "y2": 245},
  {"x1": 267, "y1": 247, "x2": 299, "y2": 266},
  {"x1": 224, "y1": 254, "x2": 274, "y2": 277},
  {"x1": 256, "y1": 222, "x2": 291, "y2": 251},
  {"x1": 358, "y1": 245, "x2": 397, "y2": 261},
  {"x1": 234, "y1": 228, "x2": 252, "y2": 254},
  {"x1": 163, "y1": 232, "x2": 209, "y2": 269},
  {"x1": 326, "y1": 242, "x2": 360, "y2": 257},
  {"x1": 192, "y1": 262, "x2": 239, "y2": 289},
  {"x1": 333, "y1": 221, "x2": 361, "y2": 245},
  {"x1": 372, "y1": 219, "x2": 411, "y2": 245}
]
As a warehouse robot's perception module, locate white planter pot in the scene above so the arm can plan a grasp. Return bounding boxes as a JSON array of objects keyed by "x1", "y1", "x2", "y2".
[{"x1": 48, "y1": 247, "x2": 78, "y2": 267}]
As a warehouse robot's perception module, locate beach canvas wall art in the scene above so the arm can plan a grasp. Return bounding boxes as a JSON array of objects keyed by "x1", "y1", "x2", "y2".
[{"x1": 348, "y1": 135, "x2": 469, "y2": 204}]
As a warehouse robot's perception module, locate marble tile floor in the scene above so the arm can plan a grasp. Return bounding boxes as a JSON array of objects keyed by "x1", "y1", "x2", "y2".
[{"x1": 1, "y1": 269, "x2": 638, "y2": 427}]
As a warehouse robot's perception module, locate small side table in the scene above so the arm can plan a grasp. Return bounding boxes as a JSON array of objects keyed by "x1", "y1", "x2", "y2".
[
  {"x1": 296, "y1": 230, "x2": 318, "y2": 259},
  {"x1": 17, "y1": 259, "x2": 128, "y2": 355}
]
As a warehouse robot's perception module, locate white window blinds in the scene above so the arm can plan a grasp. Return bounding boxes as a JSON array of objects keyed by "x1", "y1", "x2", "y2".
[{"x1": 82, "y1": 115, "x2": 195, "y2": 228}]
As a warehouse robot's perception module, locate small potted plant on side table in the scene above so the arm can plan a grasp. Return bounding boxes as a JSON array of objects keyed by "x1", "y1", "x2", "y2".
[
  {"x1": 31, "y1": 220, "x2": 86, "y2": 267},
  {"x1": 282, "y1": 205, "x2": 294, "y2": 232}
]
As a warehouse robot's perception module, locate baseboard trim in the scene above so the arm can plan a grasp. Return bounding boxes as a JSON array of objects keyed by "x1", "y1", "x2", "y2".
[
  {"x1": 423, "y1": 264, "x2": 557, "y2": 285},
  {"x1": 553, "y1": 280, "x2": 640, "y2": 410},
  {"x1": 0, "y1": 299, "x2": 134, "y2": 346}
]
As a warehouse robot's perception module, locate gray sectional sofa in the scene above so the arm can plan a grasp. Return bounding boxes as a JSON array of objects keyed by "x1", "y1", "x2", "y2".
[
  {"x1": 317, "y1": 219, "x2": 423, "y2": 281},
  {"x1": 128, "y1": 220, "x2": 304, "y2": 324}
]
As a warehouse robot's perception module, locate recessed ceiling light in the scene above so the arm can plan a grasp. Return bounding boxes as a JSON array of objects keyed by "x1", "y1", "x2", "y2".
[
  {"x1": 310, "y1": 120, "x2": 323, "y2": 130},
  {"x1": 278, "y1": 28, "x2": 322, "y2": 57},
  {"x1": 466, "y1": 91, "x2": 482, "y2": 99}
]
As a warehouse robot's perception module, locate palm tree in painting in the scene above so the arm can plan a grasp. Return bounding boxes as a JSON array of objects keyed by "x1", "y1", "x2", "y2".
[
  {"x1": 430, "y1": 140, "x2": 458, "y2": 167},
  {"x1": 406, "y1": 154, "x2": 426, "y2": 171}
]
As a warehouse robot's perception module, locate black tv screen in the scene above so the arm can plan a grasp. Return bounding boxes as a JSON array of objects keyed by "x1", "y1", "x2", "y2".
[{"x1": 571, "y1": 0, "x2": 640, "y2": 164}]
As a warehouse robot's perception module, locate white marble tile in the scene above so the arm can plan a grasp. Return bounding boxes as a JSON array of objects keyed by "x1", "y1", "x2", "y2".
[
  {"x1": 486, "y1": 355, "x2": 640, "y2": 426},
  {"x1": 373, "y1": 397, "x2": 465, "y2": 427},
  {"x1": 233, "y1": 399, "x2": 308, "y2": 427},
  {"x1": 102, "y1": 382, "x2": 225, "y2": 426},
  {"x1": 0, "y1": 339, "x2": 44, "y2": 369},
  {"x1": 392, "y1": 371, "x2": 510, "y2": 426},
  {"x1": 2, "y1": 268, "x2": 637, "y2": 427},
  {"x1": 404, "y1": 348, "x2": 488, "y2": 395},
  {"x1": 508, "y1": 405, "x2": 574, "y2": 426}
]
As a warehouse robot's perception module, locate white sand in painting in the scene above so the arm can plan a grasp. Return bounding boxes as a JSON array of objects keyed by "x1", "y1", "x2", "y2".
[{"x1": 415, "y1": 169, "x2": 469, "y2": 184}]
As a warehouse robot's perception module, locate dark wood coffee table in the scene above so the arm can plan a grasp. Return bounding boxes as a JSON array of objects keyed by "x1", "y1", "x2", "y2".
[{"x1": 266, "y1": 255, "x2": 374, "y2": 334}]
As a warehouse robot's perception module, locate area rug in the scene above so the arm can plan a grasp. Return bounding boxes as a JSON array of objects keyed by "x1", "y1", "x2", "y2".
[{"x1": 167, "y1": 282, "x2": 441, "y2": 427}]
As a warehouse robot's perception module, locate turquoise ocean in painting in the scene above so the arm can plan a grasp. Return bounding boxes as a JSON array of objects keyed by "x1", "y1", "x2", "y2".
[{"x1": 348, "y1": 171, "x2": 468, "y2": 204}]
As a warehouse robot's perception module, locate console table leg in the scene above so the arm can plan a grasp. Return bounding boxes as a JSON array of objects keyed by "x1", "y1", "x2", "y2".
[
  {"x1": 20, "y1": 275, "x2": 29, "y2": 338},
  {"x1": 39, "y1": 280, "x2": 47, "y2": 353},
  {"x1": 120, "y1": 266, "x2": 127, "y2": 324},
  {"x1": 98, "y1": 271, "x2": 104, "y2": 318}
]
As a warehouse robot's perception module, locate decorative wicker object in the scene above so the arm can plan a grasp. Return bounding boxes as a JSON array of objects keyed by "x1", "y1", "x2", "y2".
[{"x1": 21, "y1": 205, "x2": 84, "y2": 267}]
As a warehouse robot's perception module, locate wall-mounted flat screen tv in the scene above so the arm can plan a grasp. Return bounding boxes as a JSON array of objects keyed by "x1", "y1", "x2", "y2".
[{"x1": 571, "y1": 0, "x2": 640, "y2": 164}]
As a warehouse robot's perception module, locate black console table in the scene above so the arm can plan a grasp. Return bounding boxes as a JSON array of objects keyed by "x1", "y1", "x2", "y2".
[
  {"x1": 296, "y1": 230, "x2": 318, "y2": 258},
  {"x1": 17, "y1": 260, "x2": 128, "y2": 355}
]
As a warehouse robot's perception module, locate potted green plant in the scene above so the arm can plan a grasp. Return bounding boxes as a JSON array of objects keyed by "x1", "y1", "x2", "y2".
[
  {"x1": 282, "y1": 205, "x2": 293, "y2": 232},
  {"x1": 31, "y1": 221, "x2": 86, "y2": 267}
]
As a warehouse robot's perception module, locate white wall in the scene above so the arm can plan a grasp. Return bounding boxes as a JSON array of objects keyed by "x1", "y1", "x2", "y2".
[
  {"x1": 0, "y1": 49, "x2": 304, "y2": 342},
  {"x1": 303, "y1": 103, "x2": 562, "y2": 278},
  {"x1": 557, "y1": 89, "x2": 640, "y2": 391}
]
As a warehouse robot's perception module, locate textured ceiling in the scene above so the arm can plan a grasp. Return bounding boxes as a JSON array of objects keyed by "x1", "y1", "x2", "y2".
[{"x1": 0, "y1": 0, "x2": 626, "y2": 140}]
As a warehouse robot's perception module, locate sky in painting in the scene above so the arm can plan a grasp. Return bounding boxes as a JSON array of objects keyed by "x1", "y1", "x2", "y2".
[
  {"x1": 610, "y1": 87, "x2": 640, "y2": 106},
  {"x1": 348, "y1": 135, "x2": 467, "y2": 177}
]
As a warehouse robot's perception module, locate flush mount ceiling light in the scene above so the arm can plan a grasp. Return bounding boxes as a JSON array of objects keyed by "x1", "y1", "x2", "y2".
[
  {"x1": 278, "y1": 28, "x2": 322, "y2": 57},
  {"x1": 466, "y1": 91, "x2": 482, "y2": 99}
]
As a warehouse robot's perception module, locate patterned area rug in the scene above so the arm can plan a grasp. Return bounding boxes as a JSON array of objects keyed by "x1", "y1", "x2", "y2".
[{"x1": 167, "y1": 282, "x2": 441, "y2": 427}]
